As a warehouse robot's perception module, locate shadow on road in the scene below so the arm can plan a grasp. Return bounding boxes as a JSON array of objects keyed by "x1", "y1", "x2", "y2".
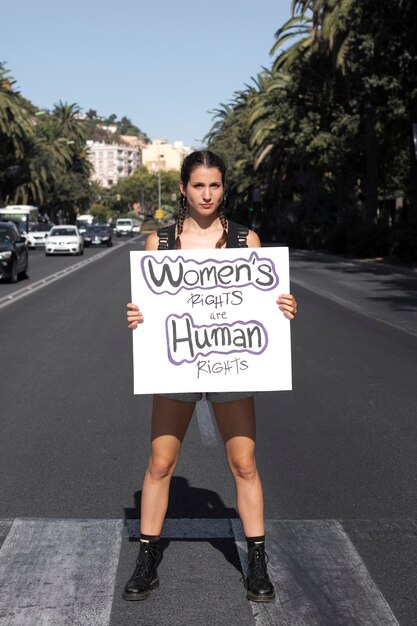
[
  {"x1": 123, "y1": 476, "x2": 242, "y2": 574},
  {"x1": 292, "y1": 250, "x2": 417, "y2": 313}
]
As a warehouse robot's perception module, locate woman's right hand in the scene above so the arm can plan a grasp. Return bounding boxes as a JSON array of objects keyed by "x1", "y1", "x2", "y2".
[{"x1": 127, "y1": 303, "x2": 144, "y2": 329}]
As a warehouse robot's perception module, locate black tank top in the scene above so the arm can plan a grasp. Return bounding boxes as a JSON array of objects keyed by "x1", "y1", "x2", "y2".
[{"x1": 156, "y1": 220, "x2": 249, "y2": 250}]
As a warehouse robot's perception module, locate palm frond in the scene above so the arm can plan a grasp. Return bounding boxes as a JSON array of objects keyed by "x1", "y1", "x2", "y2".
[
  {"x1": 271, "y1": 15, "x2": 313, "y2": 56},
  {"x1": 272, "y1": 35, "x2": 314, "y2": 72}
]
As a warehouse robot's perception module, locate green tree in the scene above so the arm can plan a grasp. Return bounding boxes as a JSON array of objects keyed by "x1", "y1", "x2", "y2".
[
  {"x1": 110, "y1": 166, "x2": 180, "y2": 216},
  {"x1": 104, "y1": 113, "x2": 117, "y2": 125},
  {"x1": 32, "y1": 102, "x2": 92, "y2": 220},
  {"x1": 0, "y1": 64, "x2": 36, "y2": 204},
  {"x1": 207, "y1": 0, "x2": 417, "y2": 258}
]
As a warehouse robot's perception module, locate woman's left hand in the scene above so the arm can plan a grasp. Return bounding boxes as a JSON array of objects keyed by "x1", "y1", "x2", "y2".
[{"x1": 277, "y1": 294, "x2": 298, "y2": 320}]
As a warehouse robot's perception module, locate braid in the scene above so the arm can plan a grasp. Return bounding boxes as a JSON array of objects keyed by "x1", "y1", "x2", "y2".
[
  {"x1": 215, "y1": 205, "x2": 228, "y2": 249},
  {"x1": 174, "y1": 195, "x2": 187, "y2": 249}
]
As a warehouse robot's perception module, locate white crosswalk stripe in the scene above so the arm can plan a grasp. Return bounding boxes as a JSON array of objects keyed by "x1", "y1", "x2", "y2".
[
  {"x1": 232, "y1": 519, "x2": 399, "y2": 626},
  {"x1": 0, "y1": 518, "x2": 399, "y2": 626},
  {"x1": 0, "y1": 519, "x2": 123, "y2": 626}
]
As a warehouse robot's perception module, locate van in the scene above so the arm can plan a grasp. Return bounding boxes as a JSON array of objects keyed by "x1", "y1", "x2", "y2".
[{"x1": 115, "y1": 218, "x2": 140, "y2": 237}]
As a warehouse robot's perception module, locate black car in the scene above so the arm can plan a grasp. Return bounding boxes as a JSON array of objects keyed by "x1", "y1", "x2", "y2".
[
  {"x1": 0, "y1": 222, "x2": 29, "y2": 282},
  {"x1": 83, "y1": 224, "x2": 113, "y2": 247}
]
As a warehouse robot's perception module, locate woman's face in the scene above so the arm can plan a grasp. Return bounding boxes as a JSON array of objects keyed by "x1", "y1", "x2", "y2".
[{"x1": 180, "y1": 166, "x2": 224, "y2": 219}]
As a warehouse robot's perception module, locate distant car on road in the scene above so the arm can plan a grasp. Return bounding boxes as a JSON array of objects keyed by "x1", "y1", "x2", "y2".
[
  {"x1": 83, "y1": 224, "x2": 113, "y2": 247},
  {"x1": 45, "y1": 226, "x2": 84, "y2": 256},
  {"x1": 26, "y1": 223, "x2": 54, "y2": 249},
  {"x1": 76, "y1": 214, "x2": 94, "y2": 235},
  {"x1": 0, "y1": 222, "x2": 29, "y2": 282},
  {"x1": 115, "y1": 218, "x2": 140, "y2": 237}
]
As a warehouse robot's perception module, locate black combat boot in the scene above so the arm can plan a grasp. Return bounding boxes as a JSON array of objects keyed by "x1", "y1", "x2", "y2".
[
  {"x1": 123, "y1": 541, "x2": 162, "y2": 601},
  {"x1": 245, "y1": 543, "x2": 275, "y2": 602}
]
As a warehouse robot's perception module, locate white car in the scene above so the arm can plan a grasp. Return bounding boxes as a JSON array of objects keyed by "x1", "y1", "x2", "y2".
[
  {"x1": 45, "y1": 226, "x2": 84, "y2": 256},
  {"x1": 26, "y1": 223, "x2": 53, "y2": 249},
  {"x1": 115, "y1": 218, "x2": 141, "y2": 236}
]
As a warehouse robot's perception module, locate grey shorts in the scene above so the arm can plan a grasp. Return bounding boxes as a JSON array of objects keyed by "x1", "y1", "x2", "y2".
[{"x1": 158, "y1": 392, "x2": 254, "y2": 404}]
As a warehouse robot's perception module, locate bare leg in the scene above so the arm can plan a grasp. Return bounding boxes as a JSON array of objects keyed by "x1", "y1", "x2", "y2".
[
  {"x1": 212, "y1": 396, "x2": 265, "y2": 537},
  {"x1": 140, "y1": 395, "x2": 195, "y2": 536}
]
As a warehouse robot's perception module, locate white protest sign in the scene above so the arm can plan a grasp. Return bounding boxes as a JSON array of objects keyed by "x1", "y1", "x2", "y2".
[{"x1": 130, "y1": 247, "x2": 292, "y2": 394}]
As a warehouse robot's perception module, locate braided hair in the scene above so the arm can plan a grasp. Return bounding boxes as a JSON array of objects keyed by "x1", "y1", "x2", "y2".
[
  {"x1": 175, "y1": 150, "x2": 228, "y2": 250},
  {"x1": 174, "y1": 195, "x2": 188, "y2": 250},
  {"x1": 216, "y1": 202, "x2": 228, "y2": 249}
]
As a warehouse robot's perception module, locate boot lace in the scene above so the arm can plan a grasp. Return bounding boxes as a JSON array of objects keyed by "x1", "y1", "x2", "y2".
[
  {"x1": 133, "y1": 543, "x2": 161, "y2": 578},
  {"x1": 247, "y1": 545, "x2": 269, "y2": 580}
]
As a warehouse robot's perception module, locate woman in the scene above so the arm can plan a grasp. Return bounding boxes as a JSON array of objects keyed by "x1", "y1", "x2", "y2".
[{"x1": 124, "y1": 150, "x2": 297, "y2": 603}]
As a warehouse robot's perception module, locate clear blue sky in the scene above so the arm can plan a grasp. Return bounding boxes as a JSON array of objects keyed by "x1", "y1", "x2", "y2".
[{"x1": 3, "y1": 0, "x2": 291, "y2": 147}]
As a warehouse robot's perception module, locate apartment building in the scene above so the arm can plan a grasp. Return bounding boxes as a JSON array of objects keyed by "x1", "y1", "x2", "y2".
[
  {"x1": 87, "y1": 141, "x2": 141, "y2": 188},
  {"x1": 142, "y1": 140, "x2": 191, "y2": 172}
]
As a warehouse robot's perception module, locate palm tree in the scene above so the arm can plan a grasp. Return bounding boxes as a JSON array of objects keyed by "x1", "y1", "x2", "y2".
[
  {"x1": 0, "y1": 64, "x2": 36, "y2": 203},
  {"x1": 271, "y1": 13, "x2": 315, "y2": 72},
  {"x1": 50, "y1": 101, "x2": 92, "y2": 178},
  {"x1": 247, "y1": 70, "x2": 290, "y2": 168},
  {"x1": 52, "y1": 101, "x2": 86, "y2": 145},
  {"x1": 0, "y1": 65, "x2": 33, "y2": 156},
  {"x1": 271, "y1": 0, "x2": 354, "y2": 72}
]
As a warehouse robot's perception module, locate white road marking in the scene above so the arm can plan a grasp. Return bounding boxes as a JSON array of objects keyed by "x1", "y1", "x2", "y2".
[
  {"x1": 0, "y1": 236, "x2": 143, "y2": 311},
  {"x1": 0, "y1": 518, "x2": 401, "y2": 625},
  {"x1": 0, "y1": 518, "x2": 123, "y2": 626},
  {"x1": 0, "y1": 521, "x2": 12, "y2": 549},
  {"x1": 195, "y1": 398, "x2": 219, "y2": 447},
  {"x1": 231, "y1": 519, "x2": 399, "y2": 626},
  {"x1": 291, "y1": 275, "x2": 417, "y2": 338}
]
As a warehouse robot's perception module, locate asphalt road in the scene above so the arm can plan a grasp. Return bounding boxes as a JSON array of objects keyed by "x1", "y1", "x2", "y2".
[{"x1": 0, "y1": 238, "x2": 416, "y2": 626}]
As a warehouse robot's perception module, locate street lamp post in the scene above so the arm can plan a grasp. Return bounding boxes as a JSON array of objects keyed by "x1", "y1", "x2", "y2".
[
  {"x1": 154, "y1": 142, "x2": 164, "y2": 219},
  {"x1": 158, "y1": 169, "x2": 161, "y2": 212}
]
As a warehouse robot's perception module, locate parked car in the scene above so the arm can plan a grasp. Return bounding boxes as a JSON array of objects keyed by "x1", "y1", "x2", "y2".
[
  {"x1": 26, "y1": 222, "x2": 54, "y2": 249},
  {"x1": 115, "y1": 218, "x2": 141, "y2": 237},
  {"x1": 0, "y1": 222, "x2": 29, "y2": 282},
  {"x1": 45, "y1": 225, "x2": 84, "y2": 256},
  {"x1": 83, "y1": 224, "x2": 113, "y2": 247}
]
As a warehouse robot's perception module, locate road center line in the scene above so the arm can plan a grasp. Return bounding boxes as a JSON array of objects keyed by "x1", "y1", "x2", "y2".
[{"x1": 195, "y1": 397, "x2": 219, "y2": 447}]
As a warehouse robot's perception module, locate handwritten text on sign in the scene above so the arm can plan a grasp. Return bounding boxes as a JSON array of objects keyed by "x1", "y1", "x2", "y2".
[{"x1": 130, "y1": 247, "x2": 292, "y2": 394}]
